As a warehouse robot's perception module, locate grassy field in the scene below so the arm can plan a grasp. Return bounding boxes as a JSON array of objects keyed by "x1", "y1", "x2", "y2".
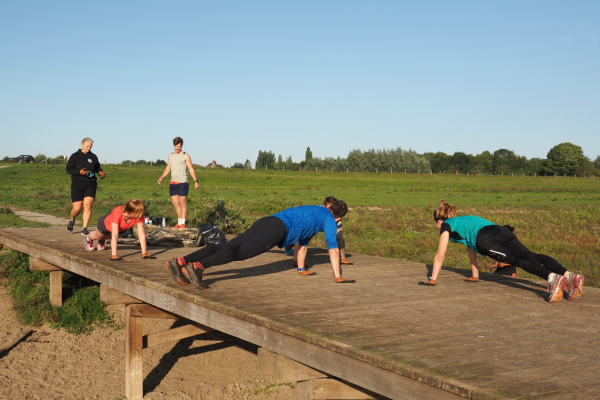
[{"x1": 1, "y1": 164, "x2": 599, "y2": 287}]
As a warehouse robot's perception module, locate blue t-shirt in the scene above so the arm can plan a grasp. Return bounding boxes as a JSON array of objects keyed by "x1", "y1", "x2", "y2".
[
  {"x1": 272, "y1": 206, "x2": 339, "y2": 249},
  {"x1": 441, "y1": 216, "x2": 496, "y2": 253}
]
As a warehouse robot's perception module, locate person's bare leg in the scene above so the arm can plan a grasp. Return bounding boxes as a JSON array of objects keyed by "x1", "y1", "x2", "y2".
[
  {"x1": 171, "y1": 195, "x2": 182, "y2": 218},
  {"x1": 82, "y1": 197, "x2": 94, "y2": 228},
  {"x1": 179, "y1": 196, "x2": 188, "y2": 223},
  {"x1": 87, "y1": 230, "x2": 109, "y2": 241},
  {"x1": 70, "y1": 201, "x2": 83, "y2": 221}
]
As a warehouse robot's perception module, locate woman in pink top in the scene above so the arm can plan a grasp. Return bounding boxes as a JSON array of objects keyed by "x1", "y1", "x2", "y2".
[{"x1": 84, "y1": 199, "x2": 155, "y2": 261}]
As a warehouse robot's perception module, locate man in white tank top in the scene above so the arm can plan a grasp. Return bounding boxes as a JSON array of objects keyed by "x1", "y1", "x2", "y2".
[{"x1": 157, "y1": 137, "x2": 200, "y2": 228}]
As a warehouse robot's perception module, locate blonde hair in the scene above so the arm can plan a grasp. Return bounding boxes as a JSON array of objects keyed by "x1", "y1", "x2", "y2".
[
  {"x1": 124, "y1": 199, "x2": 145, "y2": 219},
  {"x1": 433, "y1": 199, "x2": 456, "y2": 221}
]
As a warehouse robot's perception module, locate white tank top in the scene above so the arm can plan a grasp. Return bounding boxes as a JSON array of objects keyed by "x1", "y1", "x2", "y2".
[{"x1": 169, "y1": 152, "x2": 188, "y2": 183}]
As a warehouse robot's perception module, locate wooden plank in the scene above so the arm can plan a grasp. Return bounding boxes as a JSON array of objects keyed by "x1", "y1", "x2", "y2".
[
  {"x1": 10, "y1": 228, "x2": 600, "y2": 400},
  {"x1": 129, "y1": 304, "x2": 179, "y2": 319},
  {"x1": 125, "y1": 305, "x2": 144, "y2": 400},
  {"x1": 275, "y1": 354, "x2": 327, "y2": 383},
  {"x1": 298, "y1": 378, "x2": 387, "y2": 399},
  {"x1": 143, "y1": 323, "x2": 211, "y2": 348},
  {"x1": 100, "y1": 284, "x2": 143, "y2": 305},
  {"x1": 49, "y1": 270, "x2": 62, "y2": 306},
  {"x1": 29, "y1": 257, "x2": 61, "y2": 271},
  {"x1": 257, "y1": 348, "x2": 276, "y2": 381}
]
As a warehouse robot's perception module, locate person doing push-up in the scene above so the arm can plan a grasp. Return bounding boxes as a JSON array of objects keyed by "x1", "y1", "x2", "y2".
[
  {"x1": 167, "y1": 200, "x2": 355, "y2": 289},
  {"x1": 423, "y1": 200, "x2": 584, "y2": 303}
]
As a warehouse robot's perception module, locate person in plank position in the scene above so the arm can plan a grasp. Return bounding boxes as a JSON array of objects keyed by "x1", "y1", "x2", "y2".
[
  {"x1": 422, "y1": 200, "x2": 584, "y2": 303},
  {"x1": 84, "y1": 199, "x2": 156, "y2": 261},
  {"x1": 166, "y1": 200, "x2": 355, "y2": 289},
  {"x1": 290, "y1": 196, "x2": 353, "y2": 267}
]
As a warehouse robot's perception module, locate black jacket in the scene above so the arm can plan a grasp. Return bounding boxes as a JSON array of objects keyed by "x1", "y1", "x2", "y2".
[{"x1": 66, "y1": 149, "x2": 103, "y2": 186}]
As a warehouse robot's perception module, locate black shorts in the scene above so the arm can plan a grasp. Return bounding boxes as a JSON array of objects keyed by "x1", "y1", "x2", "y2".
[
  {"x1": 71, "y1": 184, "x2": 97, "y2": 202},
  {"x1": 169, "y1": 182, "x2": 189, "y2": 197},
  {"x1": 96, "y1": 214, "x2": 110, "y2": 235}
]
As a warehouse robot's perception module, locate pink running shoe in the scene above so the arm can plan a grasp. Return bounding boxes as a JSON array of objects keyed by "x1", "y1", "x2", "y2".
[
  {"x1": 547, "y1": 274, "x2": 566, "y2": 303},
  {"x1": 97, "y1": 240, "x2": 106, "y2": 251},
  {"x1": 563, "y1": 273, "x2": 584, "y2": 300},
  {"x1": 84, "y1": 236, "x2": 95, "y2": 251}
]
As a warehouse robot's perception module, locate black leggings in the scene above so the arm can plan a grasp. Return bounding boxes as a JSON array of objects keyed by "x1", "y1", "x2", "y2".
[
  {"x1": 183, "y1": 217, "x2": 287, "y2": 269},
  {"x1": 476, "y1": 225, "x2": 567, "y2": 280}
]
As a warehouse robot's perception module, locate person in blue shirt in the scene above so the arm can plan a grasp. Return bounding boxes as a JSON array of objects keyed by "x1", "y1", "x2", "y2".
[
  {"x1": 166, "y1": 200, "x2": 355, "y2": 289},
  {"x1": 422, "y1": 200, "x2": 584, "y2": 303}
]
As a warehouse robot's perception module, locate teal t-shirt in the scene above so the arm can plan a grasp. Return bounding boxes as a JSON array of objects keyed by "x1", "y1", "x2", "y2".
[{"x1": 442, "y1": 216, "x2": 496, "y2": 253}]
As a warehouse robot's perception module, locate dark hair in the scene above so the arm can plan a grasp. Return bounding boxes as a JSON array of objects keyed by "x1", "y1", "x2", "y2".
[
  {"x1": 173, "y1": 137, "x2": 183, "y2": 146},
  {"x1": 503, "y1": 225, "x2": 515, "y2": 232},
  {"x1": 328, "y1": 200, "x2": 348, "y2": 219},
  {"x1": 323, "y1": 196, "x2": 337, "y2": 207}
]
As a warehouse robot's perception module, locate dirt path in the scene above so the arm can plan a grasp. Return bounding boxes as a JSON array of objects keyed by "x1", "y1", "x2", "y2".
[{"x1": 0, "y1": 211, "x2": 297, "y2": 399}]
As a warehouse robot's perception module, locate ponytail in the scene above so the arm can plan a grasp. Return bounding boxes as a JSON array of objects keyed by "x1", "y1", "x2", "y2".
[{"x1": 433, "y1": 199, "x2": 456, "y2": 221}]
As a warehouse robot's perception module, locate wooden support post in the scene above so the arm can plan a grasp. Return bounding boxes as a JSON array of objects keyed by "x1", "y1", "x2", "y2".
[
  {"x1": 29, "y1": 258, "x2": 62, "y2": 306},
  {"x1": 100, "y1": 284, "x2": 143, "y2": 305},
  {"x1": 123, "y1": 301, "x2": 211, "y2": 400},
  {"x1": 125, "y1": 304, "x2": 144, "y2": 400},
  {"x1": 258, "y1": 347, "x2": 277, "y2": 381},
  {"x1": 298, "y1": 378, "x2": 386, "y2": 400},
  {"x1": 258, "y1": 348, "x2": 328, "y2": 384}
]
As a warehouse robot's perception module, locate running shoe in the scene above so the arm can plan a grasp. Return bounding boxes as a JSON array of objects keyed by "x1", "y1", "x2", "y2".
[
  {"x1": 178, "y1": 224, "x2": 185, "y2": 229},
  {"x1": 66, "y1": 220, "x2": 75, "y2": 232},
  {"x1": 547, "y1": 274, "x2": 566, "y2": 303},
  {"x1": 172, "y1": 224, "x2": 181, "y2": 229},
  {"x1": 81, "y1": 227, "x2": 90, "y2": 236},
  {"x1": 563, "y1": 273, "x2": 584, "y2": 300},
  {"x1": 341, "y1": 258, "x2": 353, "y2": 265},
  {"x1": 97, "y1": 240, "x2": 106, "y2": 251},
  {"x1": 84, "y1": 236, "x2": 95, "y2": 251},
  {"x1": 166, "y1": 257, "x2": 190, "y2": 285},
  {"x1": 182, "y1": 262, "x2": 207, "y2": 289}
]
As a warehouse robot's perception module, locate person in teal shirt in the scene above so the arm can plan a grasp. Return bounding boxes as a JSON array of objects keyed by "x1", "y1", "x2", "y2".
[{"x1": 422, "y1": 200, "x2": 584, "y2": 303}]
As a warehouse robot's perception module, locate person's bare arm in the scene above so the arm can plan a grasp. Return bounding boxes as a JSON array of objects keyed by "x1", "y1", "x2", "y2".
[
  {"x1": 185, "y1": 154, "x2": 200, "y2": 189},
  {"x1": 158, "y1": 157, "x2": 171, "y2": 184},
  {"x1": 110, "y1": 223, "x2": 122, "y2": 260},
  {"x1": 427, "y1": 231, "x2": 450, "y2": 283}
]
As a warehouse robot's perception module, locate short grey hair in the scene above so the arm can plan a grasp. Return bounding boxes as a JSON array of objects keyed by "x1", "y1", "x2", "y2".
[{"x1": 81, "y1": 137, "x2": 94, "y2": 145}]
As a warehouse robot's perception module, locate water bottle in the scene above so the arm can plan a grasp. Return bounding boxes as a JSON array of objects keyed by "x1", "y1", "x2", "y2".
[{"x1": 162, "y1": 217, "x2": 166, "y2": 227}]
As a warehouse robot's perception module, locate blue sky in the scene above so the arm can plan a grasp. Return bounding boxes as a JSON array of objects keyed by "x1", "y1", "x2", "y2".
[{"x1": 1, "y1": 1, "x2": 598, "y2": 166}]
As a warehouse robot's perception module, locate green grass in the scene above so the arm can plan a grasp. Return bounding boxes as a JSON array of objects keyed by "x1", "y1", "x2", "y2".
[
  {"x1": 0, "y1": 249, "x2": 116, "y2": 334},
  {"x1": 1, "y1": 164, "x2": 599, "y2": 289}
]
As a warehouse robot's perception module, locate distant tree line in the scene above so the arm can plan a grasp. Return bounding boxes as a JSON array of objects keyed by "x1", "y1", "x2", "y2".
[{"x1": 234, "y1": 142, "x2": 599, "y2": 176}]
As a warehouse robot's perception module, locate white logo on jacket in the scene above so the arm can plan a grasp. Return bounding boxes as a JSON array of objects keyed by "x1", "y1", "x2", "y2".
[{"x1": 88, "y1": 159, "x2": 92, "y2": 163}]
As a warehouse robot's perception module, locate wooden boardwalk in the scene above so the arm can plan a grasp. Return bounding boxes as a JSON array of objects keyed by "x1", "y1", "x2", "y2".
[{"x1": 1, "y1": 227, "x2": 599, "y2": 399}]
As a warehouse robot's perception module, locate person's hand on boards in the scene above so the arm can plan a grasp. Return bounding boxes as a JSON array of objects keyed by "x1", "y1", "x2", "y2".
[
  {"x1": 335, "y1": 277, "x2": 355, "y2": 283},
  {"x1": 110, "y1": 255, "x2": 123, "y2": 261},
  {"x1": 142, "y1": 253, "x2": 156, "y2": 259},
  {"x1": 79, "y1": 168, "x2": 87, "y2": 176},
  {"x1": 98, "y1": 171, "x2": 105, "y2": 180}
]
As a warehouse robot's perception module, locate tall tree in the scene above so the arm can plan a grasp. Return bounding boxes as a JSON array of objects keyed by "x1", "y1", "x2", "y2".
[
  {"x1": 305, "y1": 147, "x2": 313, "y2": 162},
  {"x1": 543, "y1": 142, "x2": 585, "y2": 176},
  {"x1": 255, "y1": 150, "x2": 276, "y2": 169}
]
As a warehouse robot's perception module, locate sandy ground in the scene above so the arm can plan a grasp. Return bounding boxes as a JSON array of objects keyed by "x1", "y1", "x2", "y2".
[{"x1": 0, "y1": 284, "x2": 297, "y2": 400}]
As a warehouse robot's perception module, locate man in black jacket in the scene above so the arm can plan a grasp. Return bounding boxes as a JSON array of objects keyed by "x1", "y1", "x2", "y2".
[{"x1": 65, "y1": 137, "x2": 105, "y2": 235}]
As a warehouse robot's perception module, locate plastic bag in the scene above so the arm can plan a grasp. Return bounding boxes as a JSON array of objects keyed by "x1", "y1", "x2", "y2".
[{"x1": 196, "y1": 225, "x2": 227, "y2": 246}]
